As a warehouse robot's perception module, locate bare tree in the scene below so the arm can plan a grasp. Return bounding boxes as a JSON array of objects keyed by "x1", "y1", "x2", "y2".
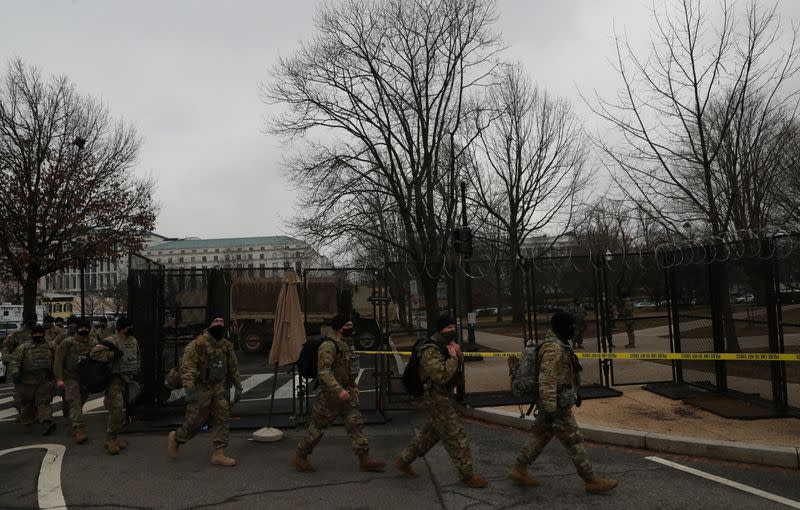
[
  {"x1": 266, "y1": 0, "x2": 501, "y2": 330},
  {"x1": 469, "y1": 64, "x2": 587, "y2": 321},
  {"x1": 592, "y1": 0, "x2": 800, "y2": 351},
  {"x1": 0, "y1": 60, "x2": 157, "y2": 317}
]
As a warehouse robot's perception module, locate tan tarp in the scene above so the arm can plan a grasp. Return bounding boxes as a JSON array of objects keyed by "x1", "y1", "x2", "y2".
[{"x1": 269, "y1": 270, "x2": 306, "y2": 366}]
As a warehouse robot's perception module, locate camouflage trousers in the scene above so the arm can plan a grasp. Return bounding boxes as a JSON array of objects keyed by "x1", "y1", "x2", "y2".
[
  {"x1": 18, "y1": 380, "x2": 54, "y2": 426},
  {"x1": 400, "y1": 393, "x2": 473, "y2": 479},
  {"x1": 104, "y1": 376, "x2": 127, "y2": 434},
  {"x1": 175, "y1": 387, "x2": 231, "y2": 448},
  {"x1": 298, "y1": 388, "x2": 368, "y2": 456},
  {"x1": 517, "y1": 409, "x2": 594, "y2": 481},
  {"x1": 63, "y1": 379, "x2": 90, "y2": 428}
]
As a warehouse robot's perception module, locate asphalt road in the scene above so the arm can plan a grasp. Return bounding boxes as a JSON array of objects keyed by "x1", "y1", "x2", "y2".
[{"x1": 1, "y1": 377, "x2": 800, "y2": 509}]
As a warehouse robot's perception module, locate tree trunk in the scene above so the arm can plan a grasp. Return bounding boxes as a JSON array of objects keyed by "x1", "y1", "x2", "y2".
[
  {"x1": 511, "y1": 261, "x2": 524, "y2": 323},
  {"x1": 495, "y1": 265, "x2": 503, "y2": 322},
  {"x1": 419, "y1": 274, "x2": 441, "y2": 336},
  {"x1": 22, "y1": 269, "x2": 39, "y2": 320}
]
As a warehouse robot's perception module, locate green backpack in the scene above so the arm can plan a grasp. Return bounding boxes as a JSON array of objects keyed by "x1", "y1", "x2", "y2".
[{"x1": 510, "y1": 342, "x2": 546, "y2": 401}]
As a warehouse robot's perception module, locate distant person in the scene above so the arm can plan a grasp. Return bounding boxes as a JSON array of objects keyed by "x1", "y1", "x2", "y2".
[
  {"x1": 167, "y1": 316, "x2": 243, "y2": 467},
  {"x1": 293, "y1": 315, "x2": 386, "y2": 474},
  {"x1": 507, "y1": 311, "x2": 617, "y2": 494},
  {"x1": 395, "y1": 315, "x2": 488, "y2": 488},
  {"x1": 8, "y1": 324, "x2": 56, "y2": 435},
  {"x1": 53, "y1": 315, "x2": 79, "y2": 346},
  {"x1": 90, "y1": 317, "x2": 139, "y2": 455},
  {"x1": 620, "y1": 296, "x2": 635, "y2": 348},
  {"x1": 2, "y1": 312, "x2": 36, "y2": 420},
  {"x1": 43, "y1": 315, "x2": 63, "y2": 344},
  {"x1": 95, "y1": 317, "x2": 114, "y2": 340},
  {"x1": 569, "y1": 299, "x2": 587, "y2": 350}
]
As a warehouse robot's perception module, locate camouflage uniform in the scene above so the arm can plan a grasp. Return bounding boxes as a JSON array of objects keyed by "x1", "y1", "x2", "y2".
[
  {"x1": 399, "y1": 333, "x2": 474, "y2": 479},
  {"x1": 516, "y1": 335, "x2": 594, "y2": 481},
  {"x1": 54, "y1": 334, "x2": 97, "y2": 429},
  {"x1": 175, "y1": 331, "x2": 242, "y2": 449},
  {"x1": 297, "y1": 333, "x2": 369, "y2": 456},
  {"x1": 8, "y1": 340, "x2": 55, "y2": 427},
  {"x1": 91, "y1": 333, "x2": 140, "y2": 434},
  {"x1": 620, "y1": 298, "x2": 635, "y2": 347},
  {"x1": 45, "y1": 324, "x2": 64, "y2": 345},
  {"x1": 2, "y1": 325, "x2": 32, "y2": 416}
]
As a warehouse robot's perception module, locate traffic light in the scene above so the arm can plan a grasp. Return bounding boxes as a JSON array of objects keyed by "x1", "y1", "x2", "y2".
[{"x1": 453, "y1": 226, "x2": 473, "y2": 258}]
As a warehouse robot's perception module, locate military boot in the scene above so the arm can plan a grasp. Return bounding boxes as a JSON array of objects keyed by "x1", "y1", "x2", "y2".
[
  {"x1": 73, "y1": 425, "x2": 88, "y2": 445},
  {"x1": 509, "y1": 463, "x2": 540, "y2": 487},
  {"x1": 211, "y1": 448, "x2": 236, "y2": 467},
  {"x1": 460, "y1": 475, "x2": 489, "y2": 488},
  {"x1": 585, "y1": 477, "x2": 618, "y2": 494},
  {"x1": 358, "y1": 453, "x2": 387, "y2": 472},
  {"x1": 167, "y1": 431, "x2": 180, "y2": 459},
  {"x1": 394, "y1": 457, "x2": 419, "y2": 478},
  {"x1": 104, "y1": 433, "x2": 121, "y2": 455},
  {"x1": 42, "y1": 421, "x2": 56, "y2": 436},
  {"x1": 292, "y1": 452, "x2": 315, "y2": 472}
]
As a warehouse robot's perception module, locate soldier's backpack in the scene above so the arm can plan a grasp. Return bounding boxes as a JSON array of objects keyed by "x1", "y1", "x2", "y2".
[
  {"x1": 401, "y1": 338, "x2": 448, "y2": 397},
  {"x1": 296, "y1": 336, "x2": 337, "y2": 379},
  {"x1": 76, "y1": 340, "x2": 117, "y2": 393},
  {"x1": 510, "y1": 342, "x2": 544, "y2": 402}
]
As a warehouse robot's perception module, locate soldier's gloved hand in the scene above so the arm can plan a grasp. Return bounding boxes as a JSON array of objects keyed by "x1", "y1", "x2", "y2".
[
  {"x1": 338, "y1": 389, "x2": 351, "y2": 401},
  {"x1": 575, "y1": 394, "x2": 582, "y2": 408},
  {"x1": 233, "y1": 386, "x2": 243, "y2": 404},
  {"x1": 56, "y1": 379, "x2": 65, "y2": 390},
  {"x1": 184, "y1": 388, "x2": 197, "y2": 403},
  {"x1": 507, "y1": 356, "x2": 520, "y2": 370}
]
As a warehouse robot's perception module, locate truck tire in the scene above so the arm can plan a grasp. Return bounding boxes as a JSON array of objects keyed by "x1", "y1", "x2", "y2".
[
  {"x1": 240, "y1": 330, "x2": 265, "y2": 353},
  {"x1": 354, "y1": 331, "x2": 378, "y2": 351}
]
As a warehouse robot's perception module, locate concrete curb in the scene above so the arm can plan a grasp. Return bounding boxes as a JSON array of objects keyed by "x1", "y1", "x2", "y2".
[{"x1": 462, "y1": 407, "x2": 800, "y2": 470}]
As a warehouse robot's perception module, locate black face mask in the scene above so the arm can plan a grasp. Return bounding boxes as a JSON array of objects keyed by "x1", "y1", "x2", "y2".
[
  {"x1": 442, "y1": 330, "x2": 456, "y2": 341},
  {"x1": 208, "y1": 325, "x2": 225, "y2": 340},
  {"x1": 341, "y1": 328, "x2": 354, "y2": 338},
  {"x1": 77, "y1": 329, "x2": 90, "y2": 337},
  {"x1": 125, "y1": 326, "x2": 135, "y2": 336}
]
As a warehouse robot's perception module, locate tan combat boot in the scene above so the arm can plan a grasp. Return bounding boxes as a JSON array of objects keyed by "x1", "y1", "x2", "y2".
[
  {"x1": 585, "y1": 477, "x2": 618, "y2": 494},
  {"x1": 104, "y1": 433, "x2": 121, "y2": 455},
  {"x1": 42, "y1": 421, "x2": 56, "y2": 436},
  {"x1": 460, "y1": 475, "x2": 489, "y2": 488},
  {"x1": 167, "y1": 431, "x2": 180, "y2": 459},
  {"x1": 73, "y1": 425, "x2": 88, "y2": 445},
  {"x1": 358, "y1": 453, "x2": 387, "y2": 472},
  {"x1": 509, "y1": 463, "x2": 540, "y2": 487},
  {"x1": 211, "y1": 448, "x2": 236, "y2": 467},
  {"x1": 394, "y1": 457, "x2": 419, "y2": 478},
  {"x1": 292, "y1": 452, "x2": 315, "y2": 472}
]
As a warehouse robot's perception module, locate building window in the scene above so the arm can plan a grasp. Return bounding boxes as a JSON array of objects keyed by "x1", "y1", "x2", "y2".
[
  {"x1": 259, "y1": 253, "x2": 265, "y2": 259},
  {"x1": 54, "y1": 304, "x2": 62, "y2": 313},
  {"x1": 65, "y1": 304, "x2": 72, "y2": 312},
  {"x1": 191, "y1": 256, "x2": 195, "y2": 262},
  {"x1": 179, "y1": 257, "x2": 184, "y2": 263},
  {"x1": 213, "y1": 255, "x2": 219, "y2": 262},
  {"x1": 168, "y1": 257, "x2": 173, "y2": 263},
  {"x1": 202, "y1": 256, "x2": 207, "y2": 262}
]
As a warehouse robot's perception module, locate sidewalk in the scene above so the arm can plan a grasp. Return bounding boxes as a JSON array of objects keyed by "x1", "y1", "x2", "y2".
[{"x1": 467, "y1": 386, "x2": 800, "y2": 469}]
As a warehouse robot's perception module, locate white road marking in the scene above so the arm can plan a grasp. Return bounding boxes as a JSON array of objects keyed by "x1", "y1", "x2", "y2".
[
  {"x1": 389, "y1": 337, "x2": 406, "y2": 373},
  {"x1": 647, "y1": 456, "x2": 800, "y2": 509},
  {"x1": 0, "y1": 395, "x2": 15, "y2": 405},
  {"x1": 240, "y1": 373, "x2": 273, "y2": 394},
  {"x1": 273, "y1": 374, "x2": 300, "y2": 400},
  {"x1": 53, "y1": 396, "x2": 105, "y2": 417},
  {"x1": 0, "y1": 396, "x2": 60, "y2": 420},
  {"x1": 0, "y1": 443, "x2": 67, "y2": 510},
  {"x1": 355, "y1": 369, "x2": 366, "y2": 385}
]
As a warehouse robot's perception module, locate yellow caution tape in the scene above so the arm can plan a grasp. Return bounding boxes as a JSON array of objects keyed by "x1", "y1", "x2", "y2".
[{"x1": 354, "y1": 350, "x2": 800, "y2": 361}]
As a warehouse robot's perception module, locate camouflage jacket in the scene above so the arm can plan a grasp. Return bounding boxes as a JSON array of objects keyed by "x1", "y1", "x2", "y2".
[
  {"x1": 54, "y1": 335, "x2": 98, "y2": 381},
  {"x1": 45, "y1": 325, "x2": 64, "y2": 345},
  {"x1": 90, "y1": 333, "x2": 140, "y2": 382},
  {"x1": 316, "y1": 333, "x2": 357, "y2": 394},
  {"x1": 2, "y1": 325, "x2": 32, "y2": 361},
  {"x1": 9, "y1": 341, "x2": 55, "y2": 384},
  {"x1": 538, "y1": 334, "x2": 581, "y2": 413},
  {"x1": 419, "y1": 333, "x2": 460, "y2": 398},
  {"x1": 180, "y1": 331, "x2": 242, "y2": 391}
]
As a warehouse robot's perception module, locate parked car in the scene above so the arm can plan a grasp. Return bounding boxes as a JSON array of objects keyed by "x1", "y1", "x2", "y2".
[
  {"x1": 633, "y1": 301, "x2": 657, "y2": 309},
  {"x1": 0, "y1": 322, "x2": 21, "y2": 343},
  {"x1": 475, "y1": 307, "x2": 498, "y2": 317},
  {"x1": 734, "y1": 294, "x2": 755, "y2": 304}
]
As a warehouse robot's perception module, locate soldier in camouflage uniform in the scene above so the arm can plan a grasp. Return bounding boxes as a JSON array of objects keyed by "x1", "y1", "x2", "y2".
[
  {"x1": 44, "y1": 315, "x2": 63, "y2": 345},
  {"x1": 395, "y1": 315, "x2": 488, "y2": 489},
  {"x1": 55, "y1": 318, "x2": 97, "y2": 444},
  {"x1": 90, "y1": 317, "x2": 139, "y2": 455},
  {"x1": 569, "y1": 299, "x2": 587, "y2": 350},
  {"x1": 293, "y1": 315, "x2": 386, "y2": 473},
  {"x1": 621, "y1": 296, "x2": 635, "y2": 348},
  {"x1": 95, "y1": 317, "x2": 115, "y2": 341},
  {"x1": 52, "y1": 315, "x2": 78, "y2": 346},
  {"x1": 8, "y1": 324, "x2": 56, "y2": 434},
  {"x1": 167, "y1": 316, "x2": 244, "y2": 467},
  {"x1": 508, "y1": 311, "x2": 617, "y2": 494},
  {"x1": 2, "y1": 313, "x2": 36, "y2": 421}
]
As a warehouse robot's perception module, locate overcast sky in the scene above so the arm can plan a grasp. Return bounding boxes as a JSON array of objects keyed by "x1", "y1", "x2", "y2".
[{"x1": 2, "y1": 1, "x2": 799, "y2": 240}]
